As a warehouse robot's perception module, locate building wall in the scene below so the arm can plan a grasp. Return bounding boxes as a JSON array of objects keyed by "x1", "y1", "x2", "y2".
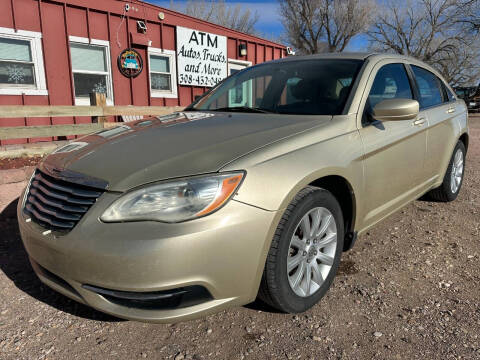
[{"x1": 0, "y1": 0, "x2": 286, "y2": 145}]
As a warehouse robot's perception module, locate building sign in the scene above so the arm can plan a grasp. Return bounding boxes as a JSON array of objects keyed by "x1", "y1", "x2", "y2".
[
  {"x1": 118, "y1": 48, "x2": 143, "y2": 78},
  {"x1": 176, "y1": 27, "x2": 227, "y2": 87}
]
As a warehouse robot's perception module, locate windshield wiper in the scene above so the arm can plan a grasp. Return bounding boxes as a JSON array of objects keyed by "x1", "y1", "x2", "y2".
[{"x1": 211, "y1": 106, "x2": 276, "y2": 114}]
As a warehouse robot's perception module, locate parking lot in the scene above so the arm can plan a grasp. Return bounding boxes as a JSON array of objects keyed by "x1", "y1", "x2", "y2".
[{"x1": 1, "y1": 115, "x2": 479, "y2": 360}]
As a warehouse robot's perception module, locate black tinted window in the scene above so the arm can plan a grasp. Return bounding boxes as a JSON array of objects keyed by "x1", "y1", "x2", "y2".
[
  {"x1": 365, "y1": 63, "x2": 413, "y2": 116},
  {"x1": 411, "y1": 66, "x2": 444, "y2": 108}
]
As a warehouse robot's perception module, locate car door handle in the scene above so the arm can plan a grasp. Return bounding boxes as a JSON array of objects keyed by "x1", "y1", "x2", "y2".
[
  {"x1": 413, "y1": 118, "x2": 426, "y2": 126},
  {"x1": 447, "y1": 106, "x2": 456, "y2": 114}
]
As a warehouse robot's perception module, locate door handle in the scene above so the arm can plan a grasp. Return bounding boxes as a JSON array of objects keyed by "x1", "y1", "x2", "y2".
[
  {"x1": 447, "y1": 106, "x2": 456, "y2": 114},
  {"x1": 413, "y1": 118, "x2": 426, "y2": 126}
]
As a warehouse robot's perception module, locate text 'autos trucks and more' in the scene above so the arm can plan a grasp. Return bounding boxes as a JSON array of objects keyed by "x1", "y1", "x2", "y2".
[{"x1": 18, "y1": 53, "x2": 468, "y2": 323}]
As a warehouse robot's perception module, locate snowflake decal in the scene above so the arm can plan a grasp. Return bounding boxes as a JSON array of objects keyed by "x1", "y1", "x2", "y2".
[
  {"x1": 152, "y1": 76, "x2": 168, "y2": 90},
  {"x1": 7, "y1": 65, "x2": 26, "y2": 84},
  {"x1": 93, "y1": 82, "x2": 107, "y2": 94}
]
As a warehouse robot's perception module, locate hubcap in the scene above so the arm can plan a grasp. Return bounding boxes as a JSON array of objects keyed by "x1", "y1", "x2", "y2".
[
  {"x1": 287, "y1": 207, "x2": 337, "y2": 297},
  {"x1": 450, "y1": 148, "x2": 464, "y2": 194}
]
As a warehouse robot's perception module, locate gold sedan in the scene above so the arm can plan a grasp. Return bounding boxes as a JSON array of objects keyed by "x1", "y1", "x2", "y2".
[{"x1": 18, "y1": 53, "x2": 468, "y2": 322}]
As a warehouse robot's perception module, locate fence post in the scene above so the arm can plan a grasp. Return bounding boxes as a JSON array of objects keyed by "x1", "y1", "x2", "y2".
[{"x1": 89, "y1": 92, "x2": 107, "y2": 124}]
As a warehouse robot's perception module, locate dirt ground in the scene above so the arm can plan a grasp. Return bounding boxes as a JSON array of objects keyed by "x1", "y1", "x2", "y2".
[
  {"x1": 0, "y1": 156, "x2": 44, "y2": 171},
  {"x1": 1, "y1": 116, "x2": 479, "y2": 360}
]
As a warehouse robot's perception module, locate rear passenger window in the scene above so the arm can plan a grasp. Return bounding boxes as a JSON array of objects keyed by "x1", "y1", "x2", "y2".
[
  {"x1": 411, "y1": 66, "x2": 444, "y2": 108},
  {"x1": 365, "y1": 63, "x2": 413, "y2": 120}
]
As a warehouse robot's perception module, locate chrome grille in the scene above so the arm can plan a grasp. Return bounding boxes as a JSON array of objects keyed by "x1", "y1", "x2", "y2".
[{"x1": 24, "y1": 170, "x2": 105, "y2": 232}]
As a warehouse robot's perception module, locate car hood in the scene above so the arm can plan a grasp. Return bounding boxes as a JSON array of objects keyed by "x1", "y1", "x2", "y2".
[{"x1": 40, "y1": 111, "x2": 328, "y2": 191}]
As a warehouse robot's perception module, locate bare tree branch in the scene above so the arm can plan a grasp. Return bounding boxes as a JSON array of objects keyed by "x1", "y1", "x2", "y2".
[
  {"x1": 278, "y1": 0, "x2": 376, "y2": 54},
  {"x1": 368, "y1": 0, "x2": 480, "y2": 86},
  {"x1": 169, "y1": 0, "x2": 260, "y2": 35}
]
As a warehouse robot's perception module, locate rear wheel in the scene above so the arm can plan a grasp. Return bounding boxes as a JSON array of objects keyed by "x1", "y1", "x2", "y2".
[
  {"x1": 427, "y1": 141, "x2": 465, "y2": 202},
  {"x1": 258, "y1": 186, "x2": 344, "y2": 313}
]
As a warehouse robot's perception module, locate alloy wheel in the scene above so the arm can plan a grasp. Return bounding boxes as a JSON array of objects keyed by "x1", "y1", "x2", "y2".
[
  {"x1": 450, "y1": 148, "x2": 464, "y2": 194},
  {"x1": 287, "y1": 207, "x2": 337, "y2": 297}
]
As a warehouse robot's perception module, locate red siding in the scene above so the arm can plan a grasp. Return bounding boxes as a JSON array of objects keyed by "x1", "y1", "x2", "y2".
[
  {"x1": 13, "y1": 0, "x2": 42, "y2": 32},
  {"x1": 110, "y1": 14, "x2": 131, "y2": 106},
  {"x1": 0, "y1": 1, "x2": 14, "y2": 29},
  {"x1": 89, "y1": 11, "x2": 109, "y2": 41},
  {"x1": 0, "y1": 0, "x2": 286, "y2": 145},
  {"x1": 42, "y1": 2, "x2": 73, "y2": 107},
  {"x1": 227, "y1": 38, "x2": 237, "y2": 60},
  {"x1": 162, "y1": 25, "x2": 176, "y2": 51},
  {"x1": 67, "y1": 7, "x2": 88, "y2": 38}
]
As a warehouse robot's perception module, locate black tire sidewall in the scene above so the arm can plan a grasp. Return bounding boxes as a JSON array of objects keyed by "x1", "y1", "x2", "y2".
[{"x1": 273, "y1": 189, "x2": 344, "y2": 313}]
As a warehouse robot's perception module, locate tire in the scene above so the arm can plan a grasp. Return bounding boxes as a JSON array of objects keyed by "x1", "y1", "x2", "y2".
[
  {"x1": 427, "y1": 141, "x2": 466, "y2": 202},
  {"x1": 258, "y1": 186, "x2": 344, "y2": 313}
]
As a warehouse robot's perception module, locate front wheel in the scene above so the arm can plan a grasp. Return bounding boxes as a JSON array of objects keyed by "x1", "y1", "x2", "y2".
[
  {"x1": 258, "y1": 186, "x2": 344, "y2": 313},
  {"x1": 427, "y1": 141, "x2": 466, "y2": 202}
]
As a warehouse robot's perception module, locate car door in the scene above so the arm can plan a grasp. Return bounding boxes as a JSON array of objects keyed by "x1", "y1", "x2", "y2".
[
  {"x1": 409, "y1": 65, "x2": 460, "y2": 182},
  {"x1": 357, "y1": 61, "x2": 428, "y2": 228}
]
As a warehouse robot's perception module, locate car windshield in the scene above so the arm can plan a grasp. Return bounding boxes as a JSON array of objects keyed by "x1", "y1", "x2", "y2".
[{"x1": 190, "y1": 59, "x2": 364, "y2": 115}]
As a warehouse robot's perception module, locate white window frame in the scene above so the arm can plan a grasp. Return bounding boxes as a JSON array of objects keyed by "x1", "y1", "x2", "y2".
[
  {"x1": 148, "y1": 47, "x2": 177, "y2": 99},
  {"x1": 0, "y1": 27, "x2": 47, "y2": 96},
  {"x1": 228, "y1": 58, "x2": 252, "y2": 73},
  {"x1": 69, "y1": 36, "x2": 114, "y2": 105}
]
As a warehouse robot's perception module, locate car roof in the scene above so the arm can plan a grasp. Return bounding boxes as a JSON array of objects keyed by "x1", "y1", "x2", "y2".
[
  {"x1": 270, "y1": 52, "x2": 449, "y2": 85},
  {"x1": 274, "y1": 52, "x2": 424, "y2": 63}
]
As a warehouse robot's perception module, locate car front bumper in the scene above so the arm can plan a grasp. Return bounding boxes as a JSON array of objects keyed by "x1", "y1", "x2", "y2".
[{"x1": 17, "y1": 190, "x2": 279, "y2": 323}]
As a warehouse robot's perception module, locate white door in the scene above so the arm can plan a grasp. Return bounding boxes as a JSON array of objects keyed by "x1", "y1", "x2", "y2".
[{"x1": 228, "y1": 60, "x2": 252, "y2": 107}]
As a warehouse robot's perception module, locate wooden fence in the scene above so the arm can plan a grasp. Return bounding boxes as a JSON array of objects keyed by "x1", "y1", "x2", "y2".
[{"x1": 0, "y1": 93, "x2": 183, "y2": 141}]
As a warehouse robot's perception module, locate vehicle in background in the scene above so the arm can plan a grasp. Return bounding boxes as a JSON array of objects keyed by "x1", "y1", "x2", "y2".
[{"x1": 454, "y1": 84, "x2": 480, "y2": 113}]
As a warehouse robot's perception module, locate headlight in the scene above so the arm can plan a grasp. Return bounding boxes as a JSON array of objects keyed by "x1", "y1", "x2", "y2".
[{"x1": 100, "y1": 172, "x2": 245, "y2": 223}]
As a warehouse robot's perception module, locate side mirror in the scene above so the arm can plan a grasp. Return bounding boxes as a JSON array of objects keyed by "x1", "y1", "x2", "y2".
[{"x1": 372, "y1": 98, "x2": 419, "y2": 121}]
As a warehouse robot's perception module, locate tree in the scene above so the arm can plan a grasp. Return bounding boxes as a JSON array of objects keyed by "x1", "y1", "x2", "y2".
[
  {"x1": 278, "y1": 0, "x2": 376, "y2": 54},
  {"x1": 169, "y1": 0, "x2": 259, "y2": 35},
  {"x1": 456, "y1": 0, "x2": 480, "y2": 34},
  {"x1": 368, "y1": 0, "x2": 480, "y2": 86}
]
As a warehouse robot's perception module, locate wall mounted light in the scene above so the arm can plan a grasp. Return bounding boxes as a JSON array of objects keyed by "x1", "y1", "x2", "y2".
[
  {"x1": 137, "y1": 21, "x2": 147, "y2": 34},
  {"x1": 239, "y1": 43, "x2": 247, "y2": 57}
]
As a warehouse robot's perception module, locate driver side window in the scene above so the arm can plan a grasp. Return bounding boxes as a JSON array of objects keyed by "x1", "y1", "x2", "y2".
[{"x1": 364, "y1": 63, "x2": 413, "y2": 124}]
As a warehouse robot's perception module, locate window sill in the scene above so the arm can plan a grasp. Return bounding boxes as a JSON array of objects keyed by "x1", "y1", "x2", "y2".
[
  {"x1": 150, "y1": 92, "x2": 178, "y2": 99},
  {"x1": 75, "y1": 97, "x2": 114, "y2": 106},
  {"x1": 0, "y1": 88, "x2": 48, "y2": 96}
]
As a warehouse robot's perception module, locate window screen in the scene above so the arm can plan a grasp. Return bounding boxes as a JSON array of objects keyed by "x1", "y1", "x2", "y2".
[{"x1": 70, "y1": 43, "x2": 107, "y2": 72}]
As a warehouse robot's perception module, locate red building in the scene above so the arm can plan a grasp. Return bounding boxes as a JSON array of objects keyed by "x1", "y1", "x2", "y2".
[{"x1": 0, "y1": 0, "x2": 286, "y2": 145}]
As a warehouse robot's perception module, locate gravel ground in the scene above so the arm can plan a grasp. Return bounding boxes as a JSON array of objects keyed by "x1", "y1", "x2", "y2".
[
  {"x1": 1, "y1": 116, "x2": 479, "y2": 360},
  {"x1": 0, "y1": 156, "x2": 44, "y2": 171}
]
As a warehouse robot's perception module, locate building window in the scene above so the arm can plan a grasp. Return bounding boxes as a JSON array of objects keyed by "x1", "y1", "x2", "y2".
[
  {"x1": 69, "y1": 37, "x2": 113, "y2": 105},
  {"x1": 227, "y1": 59, "x2": 252, "y2": 107},
  {"x1": 148, "y1": 48, "x2": 177, "y2": 98},
  {"x1": 0, "y1": 27, "x2": 47, "y2": 95}
]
